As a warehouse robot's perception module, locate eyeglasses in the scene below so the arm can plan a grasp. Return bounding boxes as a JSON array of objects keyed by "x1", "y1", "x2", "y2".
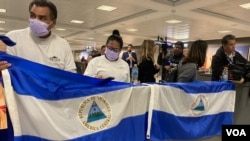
[{"x1": 107, "y1": 46, "x2": 120, "y2": 52}]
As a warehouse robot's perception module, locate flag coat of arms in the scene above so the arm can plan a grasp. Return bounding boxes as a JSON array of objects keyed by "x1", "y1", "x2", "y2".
[
  {"x1": 0, "y1": 53, "x2": 151, "y2": 141},
  {"x1": 149, "y1": 82, "x2": 235, "y2": 140},
  {"x1": 0, "y1": 52, "x2": 236, "y2": 141}
]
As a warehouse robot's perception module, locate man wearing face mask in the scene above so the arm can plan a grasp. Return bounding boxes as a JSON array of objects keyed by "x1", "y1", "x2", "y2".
[
  {"x1": 0, "y1": 0, "x2": 76, "y2": 72},
  {"x1": 84, "y1": 30, "x2": 130, "y2": 83}
]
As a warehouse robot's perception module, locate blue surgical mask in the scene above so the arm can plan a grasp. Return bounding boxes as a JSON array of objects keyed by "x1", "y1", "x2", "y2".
[
  {"x1": 105, "y1": 47, "x2": 119, "y2": 61},
  {"x1": 29, "y1": 19, "x2": 50, "y2": 37}
]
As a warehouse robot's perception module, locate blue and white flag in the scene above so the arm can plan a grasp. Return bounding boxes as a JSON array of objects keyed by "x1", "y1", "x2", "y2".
[
  {"x1": 149, "y1": 81, "x2": 235, "y2": 141},
  {"x1": 0, "y1": 53, "x2": 236, "y2": 141},
  {"x1": 0, "y1": 53, "x2": 151, "y2": 141}
]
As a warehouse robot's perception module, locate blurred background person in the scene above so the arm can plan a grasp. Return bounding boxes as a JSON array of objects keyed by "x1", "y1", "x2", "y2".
[
  {"x1": 164, "y1": 41, "x2": 185, "y2": 81},
  {"x1": 211, "y1": 34, "x2": 247, "y2": 81},
  {"x1": 122, "y1": 44, "x2": 138, "y2": 77},
  {"x1": 183, "y1": 48, "x2": 189, "y2": 57},
  {"x1": 84, "y1": 30, "x2": 130, "y2": 82},
  {"x1": 86, "y1": 45, "x2": 106, "y2": 63},
  {"x1": 177, "y1": 40, "x2": 208, "y2": 82},
  {"x1": 157, "y1": 47, "x2": 168, "y2": 81},
  {"x1": 138, "y1": 39, "x2": 160, "y2": 83},
  {"x1": 100, "y1": 45, "x2": 106, "y2": 55},
  {"x1": 79, "y1": 56, "x2": 88, "y2": 74},
  {"x1": 0, "y1": 84, "x2": 7, "y2": 129}
]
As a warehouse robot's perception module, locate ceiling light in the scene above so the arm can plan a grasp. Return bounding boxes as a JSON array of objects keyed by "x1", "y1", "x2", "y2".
[
  {"x1": 0, "y1": 21, "x2": 5, "y2": 23},
  {"x1": 70, "y1": 20, "x2": 84, "y2": 24},
  {"x1": 165, "y1": 20, "x2": 182, "y2": 24},
  {"x1": 0, "y1": 9, "x2": 6, "y2": 13},
  {"x1": 97, "y1": 5, "x2": 117, "y2": 11},
  {"x1": 56, "y1": 28, "x2": 66, "y2": 31},
  {"x1": 127, "y1": 28, "x2": 138, "y2": 32},
  {"x1": 218, "y1": 30, "x2": 232, "y2": 33},
  {"x1": 239, "y1": 3, "x2": 250, "y2": 9}
]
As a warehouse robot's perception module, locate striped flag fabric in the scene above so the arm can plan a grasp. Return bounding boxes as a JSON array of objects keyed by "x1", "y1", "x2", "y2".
[
  {"x1": 148, "y1": 81, "x2": 235, "y2": 140},
  {"x1": 0, "y1": 52, "x2": 151, "y2": 141},
  {"x1": 0, "y1": 52, "x2": 236, "y2": 141}
]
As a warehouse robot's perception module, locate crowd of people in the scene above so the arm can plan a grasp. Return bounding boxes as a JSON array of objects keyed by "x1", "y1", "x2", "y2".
[
  {"x1": 0, "y1": 0, "x2": 249, "y2": 140},
  {"x1": 0, "y1": 0, "x2": 247, "y2": 83}
]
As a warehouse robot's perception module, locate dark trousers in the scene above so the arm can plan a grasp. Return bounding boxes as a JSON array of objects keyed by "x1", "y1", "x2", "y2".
[{"x1": 0, "y1": 109, "x2": 14, "y2": 141}]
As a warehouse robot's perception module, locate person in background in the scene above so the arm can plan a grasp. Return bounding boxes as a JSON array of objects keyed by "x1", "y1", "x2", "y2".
[
  {"x1": 122, "y1": 44, "x2": 138, "y2": 77},
  {"x1": 183, "y1": 48, "x2": 189, "y2": 57},
  {"x1": 90, "y1": 49, "x2": 101, "y2": 58},
  {"x1": 157, "y1": 47, "x2": 168, "y2": 81},
  {"x1": 80, "y1": 56, "x2": 88, "y2": 74},
  {"x1": 86, "y1": 48, "x2": 100, "y2": 63},
  {"x1": 177, "y1": 40, "x2": 208, "y2": 82},
  {"x1": 138, "y1": 39, "x2": 160, "y2": 83},
  {"x1": 100, "y1": 45, "x2": 106, "y2": 55},
  {"x1": 0, "y1": 36, "x2": 16, "y2": 140},
  {"x1": 84, "y1": 30, "x2": 130, "y2": 83},
  {"x1": 211, "y1": 34, "x2": 247, "y2": 81},
  {"x1": 164, "y1": 41, "x2": 185, "y2": 80},
  {"x1": 0, "y1": 0, "x2": 76, "y2": 72},
  {"x1": 0, "y1": 84, "x2": 7, "y2": 129},
  {"x1": 86, "y1": 45, "x2": 106, "y2": 63}
]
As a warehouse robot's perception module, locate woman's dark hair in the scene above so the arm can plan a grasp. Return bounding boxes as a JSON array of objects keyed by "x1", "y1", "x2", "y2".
[
  {"x1": 182, "y1": 40, "x2": 208, "y2": 67},
  {"x1": 106, "y1": 29, "x2": 123, "y2": 49},
  {"x1": 221, "y1": 34, "x2": 236, "y2": 46},
  {"x1": 29, "y1": 0, "x2": 57, "y2": 20},
  {"x1": 101, "y1": 45, "x2": 106, "y2": 49}
]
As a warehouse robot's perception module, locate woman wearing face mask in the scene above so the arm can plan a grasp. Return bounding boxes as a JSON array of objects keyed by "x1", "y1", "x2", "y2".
[{"x1": 84, "y1": 30, "x2": 130, "y2": 83}]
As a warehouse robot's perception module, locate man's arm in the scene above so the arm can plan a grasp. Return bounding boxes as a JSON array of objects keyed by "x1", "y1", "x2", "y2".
[
  {"x1": 164, "y1": 55, "x2": 172, "y2": 71},
  {"x1": 211, "y1": 55, "x2": 223, "y2": 81},
  {"x1": 121, "y1": 52, "x2": 127, "y2": 61},
  {"x1": 133, "y1": 52, "x2": 137, "y2": 64}
]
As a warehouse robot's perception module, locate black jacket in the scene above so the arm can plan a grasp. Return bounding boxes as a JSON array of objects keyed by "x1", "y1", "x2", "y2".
[
  {"x1": 211, "y1": 47, "x2": 247, "y2": 81},
  {"x1": 121, "y1": 51, "x2": 137, "y2": 68},
  {"x1": 138, "y1": 58, "x2": 160, "y2": 83}
]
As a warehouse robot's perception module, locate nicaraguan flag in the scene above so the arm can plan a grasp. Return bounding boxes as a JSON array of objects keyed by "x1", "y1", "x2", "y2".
[
  {"x1": 0, "y1": 52, "x2": 236, "y2": 141},
  {"x1": 148, "y1": 81, "x2": 235, "y2": 141},
  {"x1": 0, "y1": 52, "x2": 151, "y2": 141}
]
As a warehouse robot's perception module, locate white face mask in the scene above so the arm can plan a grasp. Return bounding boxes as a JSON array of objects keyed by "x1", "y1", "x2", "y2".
[
  {"x1": 29, "y1": 19, "x2": 50, "y2": 37},
  {"x1": 105, "y1": 47, "x2": 120, "y2": 61}
]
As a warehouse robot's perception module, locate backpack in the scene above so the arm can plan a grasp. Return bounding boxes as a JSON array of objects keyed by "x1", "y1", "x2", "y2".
[{"x1": 164, "y1": 67, "x2": 178, "y2": 82}]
